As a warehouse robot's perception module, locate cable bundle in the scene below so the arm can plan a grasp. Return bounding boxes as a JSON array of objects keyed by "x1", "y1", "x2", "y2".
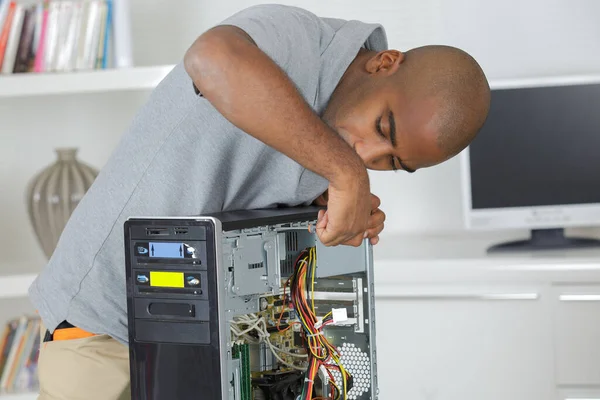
[
  {"x1": 285, "y1": 247, "x2": 352, "y2": 400},
  {"x1": 230, "y1": 312, "x2": 307, "y2": 371}
]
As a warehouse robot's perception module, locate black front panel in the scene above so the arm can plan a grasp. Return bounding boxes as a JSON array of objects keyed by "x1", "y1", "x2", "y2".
[
  {"x1": 130, "y1": 342, "x2": 222, "y2": 400},
  {"x1": 124, "y1": 218, "x2": 222, "y2": 400}
]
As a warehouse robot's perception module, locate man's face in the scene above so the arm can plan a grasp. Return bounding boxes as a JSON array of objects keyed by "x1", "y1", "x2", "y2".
[{"x1": 324, "y1": 83, "x2": 449, "y2": 173}]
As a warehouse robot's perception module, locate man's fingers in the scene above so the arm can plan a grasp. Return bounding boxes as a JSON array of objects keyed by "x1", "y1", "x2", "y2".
[
  {"x1": 316, "y1": 210, "x2": 328, "y2": 230},
  {"x1": 364, "y1": 223, "x2": 384, "y2": 239},
  {"x1": 370, "y1": 194, "x2": 381, "y2": 211},
  {"x1": 317, "y1": 217, "x2": 358, "y2": 247},
  {"x1": 316, "y1": 201, "x2": 379, "y2": 247},
  {"x1": 320, "y1": 235, "x2": 349, "y2": 247},
  {"x1": 313, "y1": 191, "x2": 329, "y2": 206},
  {"x1": 368, "y1": 209, "x2": 385, "y2": 228},
  {"x1": 327, "y1": 231, "x2": 357, "y2": 247},
  {"x1": 319, "y1": 226, "x2": 362, "y2": 247},
  {"x1": 316, "y1": 211, "x2": 335, "y2": 246},
  {"x1": 342, "y1": 233, "x2": 364, "y2": 247},
  {"x1": 322, "y1": 226, "x2": 378, "y2": 248}
]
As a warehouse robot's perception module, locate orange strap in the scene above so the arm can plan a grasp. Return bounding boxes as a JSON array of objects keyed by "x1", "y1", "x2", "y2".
[{"x1": 52, "y1": 327, "x2": 96, "y2": 341}]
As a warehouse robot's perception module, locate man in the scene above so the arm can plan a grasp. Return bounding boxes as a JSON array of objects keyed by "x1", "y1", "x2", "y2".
[{"x1": 30, "y1": 4, "x2": 490, "y2": 399}]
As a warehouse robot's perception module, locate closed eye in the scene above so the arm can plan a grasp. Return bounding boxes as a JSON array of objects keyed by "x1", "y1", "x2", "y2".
[
  {"x1": 376, "y1": 116, "x2": 398, "y2": 170},
  {"x1": 376, "y1": 116, "x2": 385, "y2": 138}
]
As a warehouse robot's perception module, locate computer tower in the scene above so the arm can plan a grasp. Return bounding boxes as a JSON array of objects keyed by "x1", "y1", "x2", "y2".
[{"x1": 124, "y1": 207, "x2": 379, "y2": 400}]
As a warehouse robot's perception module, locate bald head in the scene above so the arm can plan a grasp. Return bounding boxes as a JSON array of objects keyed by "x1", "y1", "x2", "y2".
[
  {"x1": 397, "y1": 45, "x2": 490, "y2": 158},
  {"x1": 321, "y1": 43, "x2": 490, "y2": 172}
]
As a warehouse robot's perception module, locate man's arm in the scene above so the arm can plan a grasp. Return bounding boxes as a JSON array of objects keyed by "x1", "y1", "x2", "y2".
[{"x1": 184, "y1": 25, "x2": 371, "y2": 246}]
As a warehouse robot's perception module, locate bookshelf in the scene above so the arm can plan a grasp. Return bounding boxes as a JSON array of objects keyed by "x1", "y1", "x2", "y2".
[
  {"x1": 0, "y1": 274, "x2": 36, "y2": 300},
  {"x1": 0, "y1": 61, "x2": 169, "y2": 395},
  {"x1": 0, "y1": 392, "x2": 37, "y2": 400},
  {"x1": 0, "y1": 64, "x2": 174, "y2": 98},
  {"x1": 0, "y1": 0, "x2": 181, "y2": 392}
]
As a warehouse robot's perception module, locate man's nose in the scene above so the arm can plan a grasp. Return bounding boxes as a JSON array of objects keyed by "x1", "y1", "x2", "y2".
[{"x1": 354, "y1": 140, "x2": 389, "y2": 166}]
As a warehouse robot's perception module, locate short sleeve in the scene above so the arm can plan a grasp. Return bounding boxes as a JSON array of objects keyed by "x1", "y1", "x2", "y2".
[{"x1": 217, "y1": 5, "x2": 325, "y2": 71}]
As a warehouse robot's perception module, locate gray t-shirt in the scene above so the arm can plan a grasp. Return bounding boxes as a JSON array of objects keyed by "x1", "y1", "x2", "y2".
[{"x1": 28, "y1": 4, "x2": 388, "y2": 345}]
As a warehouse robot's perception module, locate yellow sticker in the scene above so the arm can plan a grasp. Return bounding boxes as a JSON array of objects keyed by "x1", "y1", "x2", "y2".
[{"x1": 150, "y1": 271, "x2": 184, "y2": 288}]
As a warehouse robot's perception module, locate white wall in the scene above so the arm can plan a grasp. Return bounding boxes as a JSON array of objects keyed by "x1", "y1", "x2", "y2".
[{"x1": 2, "y1": 0, "x2": 600, "y2": 271}]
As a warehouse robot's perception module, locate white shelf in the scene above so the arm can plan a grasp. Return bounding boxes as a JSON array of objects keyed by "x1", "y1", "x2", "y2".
[
  {"x1": 0, "y1": 65, "x2": 175, "y2": 98},
  {"x1": 0, "y1": 274, "x2": 37, "y2": 300},
  {"x1": 0, "y1": 392, "x2": 38, "y2": 400}
]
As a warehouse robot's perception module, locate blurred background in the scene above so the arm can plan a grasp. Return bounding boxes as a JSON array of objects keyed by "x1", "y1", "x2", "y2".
[{"x1": 1, "y1": 0, "x2": 600, "y2": 399}]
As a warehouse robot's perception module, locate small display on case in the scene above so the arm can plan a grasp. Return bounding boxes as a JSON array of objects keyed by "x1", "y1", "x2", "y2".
[{"x1": 135, "y1": 242, "x2": 197, "y2": 259}]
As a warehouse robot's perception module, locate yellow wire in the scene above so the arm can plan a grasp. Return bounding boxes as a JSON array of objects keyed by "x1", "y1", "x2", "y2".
[
  {"x1": 329, "y1": 379, "x2": 341, "y2": 400},
  {"x1": 339, "y1": 363, "x2": 349, "y2": 400},
  {"x1": 310, "y1": 248, "x2": 316, "y2": 313},
  {"x1": 310, "y1": 247, "x2": 328, "y2": 360},
  {"x1": 328, "y1": 352, "x2": 349, "y2": 400},
  {"x1": 296, "y1": 253, "x2": 325, "y2": 360},
  {"x1": 297, "y1": 247, "x2": 352, "y2": 399}
]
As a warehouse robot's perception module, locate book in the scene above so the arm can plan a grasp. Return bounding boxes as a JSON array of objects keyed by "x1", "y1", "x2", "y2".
[
  {"x1": 0, "y1": 316, "x2": 41, "y2": 394},
  {"x1": 1, "y1": 2, "x2": 23, "y2": 74},
  {"x1": 0, "y1": 0, "x2": 128, "y2": 74},
  {"x1": 0, "y1": 1, "x2": 17, "y2": 69},
  {"x1": 13, "y1": 5, "x2": 36, "y2": 73}
]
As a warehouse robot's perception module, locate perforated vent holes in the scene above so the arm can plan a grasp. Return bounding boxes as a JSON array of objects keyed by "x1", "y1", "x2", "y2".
[
  {"x1": 248, "y1": 262, "x2": 264, "y2": 270},
  {"x1": 286, "y1": 231, "x2": 298, "y2": 252},
  {"x1": 280, "y1": 231, "x2": 299, "y2": 275},
  {"x1": 331, "y1": 343, "x2": 371, "y2": 399}
]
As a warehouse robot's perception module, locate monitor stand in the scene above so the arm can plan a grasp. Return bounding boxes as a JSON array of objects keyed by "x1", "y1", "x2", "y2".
[{"x1": 487, "y1": 228, "x2": 600, "y2": 253}]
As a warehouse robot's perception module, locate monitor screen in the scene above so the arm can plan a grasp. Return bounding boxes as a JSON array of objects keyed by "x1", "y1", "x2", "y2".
[{"x1": 469, "y1": 82, "x2": 600, "y2": 210}]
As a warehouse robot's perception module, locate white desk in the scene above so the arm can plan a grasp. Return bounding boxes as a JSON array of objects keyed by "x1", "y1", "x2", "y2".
[{"x1": 372, "y1": 231, "x2": 600, "y2": 400}]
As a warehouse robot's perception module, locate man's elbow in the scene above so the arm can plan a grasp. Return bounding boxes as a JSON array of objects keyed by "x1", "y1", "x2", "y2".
[
  {"x1": 183, "y1": 31, "x2": 220, "y2": 91},
  {"x1": 184, "y1": 27, "x2": 254, "y2": 95},
  {"x1": 183, "y1": 41, "x2": 201, "y2": 81}
]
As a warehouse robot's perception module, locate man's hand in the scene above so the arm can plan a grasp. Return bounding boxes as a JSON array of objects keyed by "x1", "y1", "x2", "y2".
[{"x1": 315, "y1": 188, "x2": 385, "y2": 247}]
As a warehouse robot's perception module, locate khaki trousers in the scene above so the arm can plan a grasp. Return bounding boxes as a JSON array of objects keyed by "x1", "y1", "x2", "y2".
[{"x1": 37, "y1": 323, "x2": 131, "y2": 400}]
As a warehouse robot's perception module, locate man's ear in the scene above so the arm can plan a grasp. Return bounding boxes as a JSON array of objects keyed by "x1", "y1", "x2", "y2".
[{"x1": 365, "y1": 50, "x2": 404, "y2": 75}]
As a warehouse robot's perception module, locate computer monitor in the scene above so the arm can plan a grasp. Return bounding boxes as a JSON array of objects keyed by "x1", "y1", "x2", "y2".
[{"x1": 461, "y1": 75, "x2": 600, "y2": 252}]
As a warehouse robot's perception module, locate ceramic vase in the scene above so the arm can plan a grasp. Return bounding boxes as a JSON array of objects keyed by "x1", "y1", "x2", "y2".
[{"x1": 26, "y1": 148, "x2": 98, "y2": 259}]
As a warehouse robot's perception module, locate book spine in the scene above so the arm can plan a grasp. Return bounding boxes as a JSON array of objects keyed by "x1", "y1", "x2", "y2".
[
  {"x1": 13, "y1": 5, "x2": 36, "y2": 73},
  {"x1": 33, "y1": 1, "x2": 48, "y2": 72},
  {"x1": 0, "y1": 1, "x2": 16, "y2": 70},
  {"x1": 63, "y1": 0, "x2": 81, "y2": 72},
  {"x1": 0, "y1": 1, "x2": 9, "y2": 38},
  {"x1": 43, "y1": 0, "x2": 60, "y2": 72},
  {"x1": 94, "y1": 0, "x2": 106, "y2": 69},
  {"x1": 112, "y1": 0, "x2": 131, "y2": 68},
  {"x1": 1, "y1": 2, "x2": 23, "y2": 74},
  {"x1": 101, "y1": 0, "x2": 111, "y2": 69}
]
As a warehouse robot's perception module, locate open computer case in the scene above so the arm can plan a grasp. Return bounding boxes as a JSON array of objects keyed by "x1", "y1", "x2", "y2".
[{"x1": 124, "y1": 206, "x2": 379, "y2": 400}]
